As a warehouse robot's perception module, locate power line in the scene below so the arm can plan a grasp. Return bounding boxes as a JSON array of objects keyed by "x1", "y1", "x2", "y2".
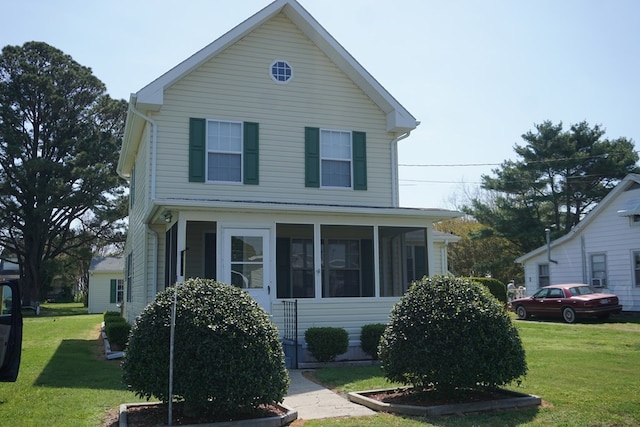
[{"x1": 399, "y1": 150, "x2": 639, "y2": 168}]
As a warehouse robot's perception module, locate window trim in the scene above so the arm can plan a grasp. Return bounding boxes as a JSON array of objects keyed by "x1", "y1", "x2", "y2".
[
  {"x1": 632, "y1": 250, "x2": 640, "y2": 287},
  {"x1": 320, "y1": 128, "x2": 353, "y2": 189},
  {"x1": 205, "y1": 119, "x2": 244, "y2": 184},
  {"x1": 538, "y1": 263, "x2": 550, "y2": 287},
  {"x1": 590, "y1": 253, "x2": 607, "y2": 288},
  {"x1": 270, "y1": 60, "x2": 293, "y2": 83}
]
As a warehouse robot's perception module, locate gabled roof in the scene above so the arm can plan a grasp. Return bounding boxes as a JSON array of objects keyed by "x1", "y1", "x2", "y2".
[
  {"x1": 134, "y1": 0, "x2": 417, "y2": 133},
  {"x1": 89, "y1": 256, "x2": 124, "y2": 273},
  {"x1": 516, "y1": 173, "x2": 640, "y2": 263},
  {"x1": 118, "y1": 0, "x2": 420, "y2": 177}
]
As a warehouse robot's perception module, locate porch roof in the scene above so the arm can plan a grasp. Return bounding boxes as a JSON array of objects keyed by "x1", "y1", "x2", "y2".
[{"x1": 151, "y1": 198, "x2": 462, "y2": 224}]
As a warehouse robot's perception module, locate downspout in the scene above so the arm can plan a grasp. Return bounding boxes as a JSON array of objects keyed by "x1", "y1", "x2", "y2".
[
  {"x1": 128, "y1": 102, "x2": 158, "y2": 200},
  {"x1": 391, "y1": 131, "x2": 412, "y2": 208},
  {"x1": 441, "y1": 240, "x2": 449, "y2": 274},
  {"x1": 146, "y1": 226, "x2": 159, "y2": 298},
  {"x1": 545, "y1": 228, "x2": 558, "y2": 264}
]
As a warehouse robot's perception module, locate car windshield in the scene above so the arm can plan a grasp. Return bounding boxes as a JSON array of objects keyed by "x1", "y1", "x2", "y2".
[{"x1": 569, "y1": 286, "x2": 595, "y2": 296}]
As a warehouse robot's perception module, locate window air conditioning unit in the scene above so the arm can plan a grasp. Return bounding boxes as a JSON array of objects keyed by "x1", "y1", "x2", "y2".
[{"x1": 591, "y1": 278, "x2": 604, "y2": 288}]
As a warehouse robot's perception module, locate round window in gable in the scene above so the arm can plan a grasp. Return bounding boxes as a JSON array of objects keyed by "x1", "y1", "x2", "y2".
[{"x1": 270, "y1": 60, "x2": 292, "y2": 83}]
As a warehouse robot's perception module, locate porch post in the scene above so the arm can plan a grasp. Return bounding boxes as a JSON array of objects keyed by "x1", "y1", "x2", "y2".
[
  {"x1": 177, "y1": 215, "x2": 187, "y2": 283},
  {"x1": 426, "y1": 225, "x2": 435, "y2": 277}
]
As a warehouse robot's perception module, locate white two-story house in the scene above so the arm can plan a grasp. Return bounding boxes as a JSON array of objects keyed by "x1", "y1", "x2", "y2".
[{"x1": 117, "y1": 0, "x2": 461, "y2": 357}]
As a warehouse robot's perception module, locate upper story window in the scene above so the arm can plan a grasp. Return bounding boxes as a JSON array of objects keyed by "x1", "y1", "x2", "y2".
[
  {"x1": 305, "y1": 127, "x2": 366, "y2": 190},
  {"x1": 207, "y1": 120, "x2": 243, "y2": 183},
  {"x1": 321, "y1": 130, "x2": 352, "y2": 188},
  {"x1": 189, "y1": 118, "x2": 259, "y2": 185},
  {"x1": 271, "y1": 60, "x2": 292, "y2": 83}
]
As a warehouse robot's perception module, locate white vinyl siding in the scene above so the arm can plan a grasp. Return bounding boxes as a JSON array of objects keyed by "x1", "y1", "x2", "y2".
[
  {"x1": 520, "y1": 186, "x2": 640, "y2": 310},
  {"x1": 88, "y1": 273, "x2": 124, "y2": 314},
  {"x1": 153, "y1": 12, "x2": 392, "y2": 206}
]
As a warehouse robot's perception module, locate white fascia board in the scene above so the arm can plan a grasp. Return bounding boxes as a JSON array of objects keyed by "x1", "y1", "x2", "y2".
[
  {"x1": 153, "y1": 197, "x2": 462, "y2": 222},
  {"x1": 133, "y1": 0, "x2": 418, "y2": 133},
  {"x1": 117, "y1": 94, "x2": 144, "y2": 178},
  {"x1": 284, "y1": 1, "x2": 418, "y2": 133},
  {"x1": 134, "y1": 0, "x2": 287, "y2": 109}
]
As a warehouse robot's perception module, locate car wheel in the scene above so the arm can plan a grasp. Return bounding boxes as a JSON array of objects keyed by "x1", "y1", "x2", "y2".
[
  {"x1": 516, "y1": 305, "x2": 528, "y2": 320},
  {"x1": 562, "y1": 307, "x2": 576, "y2": 323}
]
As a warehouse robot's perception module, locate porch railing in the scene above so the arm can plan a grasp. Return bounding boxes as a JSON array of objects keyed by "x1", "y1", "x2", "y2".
[{"x1": 282, "y1": 300, "x2": 298, "y2": 369}]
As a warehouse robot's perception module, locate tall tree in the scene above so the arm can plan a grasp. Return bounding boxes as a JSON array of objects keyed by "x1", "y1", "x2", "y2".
[
  {"x1": 0, "y1": 42, "x2": 127, "y2": 304},
  {"x1": 436, "y1": 217, "x2": 523, "y2": 285},
  {"x1": 464, "y1": 121, "x2": 639, "y2": 253}
]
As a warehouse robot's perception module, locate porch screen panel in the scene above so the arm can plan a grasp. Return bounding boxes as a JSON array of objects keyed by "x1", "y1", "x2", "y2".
[
  {"x1": 321, "y1": 225, "x2": 374, "y2": 298},
  {"x1": 276, "y1": 224, "x2": 314, "y2": 298},
  {"x1": 379, "y1": 227, "x2": 427, "y2": 297}
]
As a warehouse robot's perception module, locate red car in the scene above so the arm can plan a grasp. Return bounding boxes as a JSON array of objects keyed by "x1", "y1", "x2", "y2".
[{"x1": 511, "y1": 284, "x2": 622, "y2": 324}]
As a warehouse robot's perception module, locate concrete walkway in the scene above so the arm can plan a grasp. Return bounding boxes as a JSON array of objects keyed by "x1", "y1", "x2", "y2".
[{"x1": 283, "y1": 370, "x2": 376, "y2": 420}]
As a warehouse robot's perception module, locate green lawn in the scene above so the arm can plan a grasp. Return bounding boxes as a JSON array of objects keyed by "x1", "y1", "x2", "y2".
[
  {"x1": 0, "y1": 303, "x2": 137, "y2": 427},
  {"x1": 2, "y1": 305, "x2": 639, "y2": 426},
  {"x1": 307, "y1": 316, "x2": 640, "y2": 427}
]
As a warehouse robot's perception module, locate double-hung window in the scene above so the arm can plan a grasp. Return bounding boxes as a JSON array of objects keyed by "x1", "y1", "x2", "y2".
[
  {"x1": 320, "y1": 130, "x2": 352, "y2": 188},
  {"x1": 590, "y1": 253, "x2": 607, "y2": 287},
  {"x1": 207, "y1": 120, "x2": 243, "y2": 183},
  {"x1": 189, "y1": 118, "x2": 258, "y2": 185},
  {"x1": 538, "y1": 263, "x2": 550, "y2": 287},
  {"x1": 634, "y1": 251, "x2": 640, "y2": 287},
  {"x1": 305, "y1": 127, "x2": 366, "y2": 190}
]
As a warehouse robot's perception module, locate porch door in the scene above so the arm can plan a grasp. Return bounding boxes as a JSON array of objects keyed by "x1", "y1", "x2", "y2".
[{"x1": 222, "y1": 228, "x2": 271, "y2": 313}]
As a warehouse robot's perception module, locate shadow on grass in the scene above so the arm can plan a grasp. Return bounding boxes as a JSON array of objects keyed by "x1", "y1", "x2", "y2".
[
  {"x1": 35, "y1": 339, "x2": 126, "y2": 391},
  {"x1": 395, "y1": 406, "x2": 540, "y2": 427}
]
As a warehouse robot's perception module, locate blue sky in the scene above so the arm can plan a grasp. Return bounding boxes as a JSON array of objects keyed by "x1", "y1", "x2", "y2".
[{"x1": 2, "y1": 0, "x2": 639, "y2": 209}]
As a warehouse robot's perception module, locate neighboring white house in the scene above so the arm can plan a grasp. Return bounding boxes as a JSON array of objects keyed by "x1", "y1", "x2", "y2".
[
  {"x1": 88, "y1": 257, "x2": 124, "y2": 314},
  {"x1": 117, "y1": 0, "x2": 462, "y2": 358},
  {"x1": 516, "y1": 174, "x2": 640, "y2": 312}
]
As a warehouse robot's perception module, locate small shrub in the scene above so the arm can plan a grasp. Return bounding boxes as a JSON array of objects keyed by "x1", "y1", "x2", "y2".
[
  {"x1": 122, "y1": 278, "x2": 289, "y2": 416},
  {"x1": 360, "y1": 323, "x2": 386, "y2": 359},
  {"x1": 471, "y1": 277, "x2": 507, "y2": 304},
  {"x1": 379, "y1": 275, "x2": 527, "y2": 391},
  {"x1": 105, "y1": 320, "x2": 130, "y2": 349},
  {"x1": 305, "y1": 327, "x2": 348, "y2": 362},
  {"x1": 103, "y1": 311, "x2": 122, "y2": 321}
]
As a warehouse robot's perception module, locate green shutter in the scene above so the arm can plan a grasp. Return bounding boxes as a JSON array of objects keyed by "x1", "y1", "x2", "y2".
[
  {"x1": 189, "y1": 118, "x2": 206, "y2": 182},
  {"x1": 243, "y1": 122, "x2": 259, "y2": 185},
  {"x1": 305, "y1": 127, "x2": 320, "y2": 188},
  {"x1": 352, "y1": 131, "x2": 367, "y2": 190},
  {"x1": 110, "y1": 279, "x2": 117, "y2": 304}
]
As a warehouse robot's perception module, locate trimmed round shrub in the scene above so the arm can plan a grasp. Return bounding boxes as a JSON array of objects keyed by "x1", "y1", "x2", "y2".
[
  {"x1": 122, "y1": 278, "x2": 289, "y2": 415},
  {"x1": 305, "y1": 327, "x2": 348, "y2": 362},
  {"x1": 360, "y1": 323, "x2": 386, "y2": 359},
  {"x1": 379, "y1": 275, "x2": 527, "y2": 391}
]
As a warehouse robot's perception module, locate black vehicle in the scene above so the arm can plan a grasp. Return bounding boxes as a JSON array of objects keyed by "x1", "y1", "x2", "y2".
[{"x1": 0, "y1": 279, "x2": 23, "y2": 382}]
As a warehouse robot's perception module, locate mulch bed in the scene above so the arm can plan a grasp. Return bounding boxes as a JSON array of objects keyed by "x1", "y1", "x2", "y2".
[
  {"x1": 366, "y1": 386, "x2": 515, "y2": 407},
  {"x1": 122, "y1": 401, "x2": 287, "y2": 427}
]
